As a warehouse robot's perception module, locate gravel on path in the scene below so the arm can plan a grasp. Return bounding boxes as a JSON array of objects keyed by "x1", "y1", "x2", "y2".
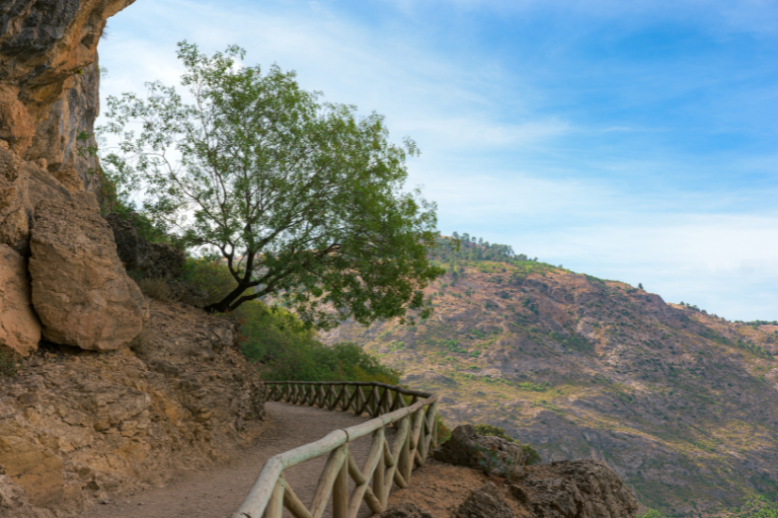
[{"x1": 79, "y1": 401, "x2": 384, "y2": 518}]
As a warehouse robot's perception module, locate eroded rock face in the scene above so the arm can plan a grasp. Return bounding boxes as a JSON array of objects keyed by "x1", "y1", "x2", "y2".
[
  {"x1": 454, "y1": 482, "x2": 514, "y2": 518},
  {"x1": 29, "y1": 198, "x2": 147, "y2": 351},
  {"x1": 105, "y1": 212, "x2": 185, "y2": 281},
  {"x1": 0, "y1": 0, "x2": 136, "y2": 155},
  {"x1": 516, "y1": 460, "x2": 639, "y2": 518},
  {"x1": 25, "y1": 59, "x2": 103, "y2": 196},
  {"x1": 0, "y1": 244, "x2": 40, "y2": 356},
  {"x1": 0, "y1": 300, "x2": 265, "y2": 516},
  {"x1": 433, "y1": 425, "x2": 526, "y2": 478}
]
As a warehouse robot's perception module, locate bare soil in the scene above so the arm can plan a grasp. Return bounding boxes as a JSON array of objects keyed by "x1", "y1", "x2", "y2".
[{"x1": 79, "y1": 402, "x2": 382, "y2": 518}]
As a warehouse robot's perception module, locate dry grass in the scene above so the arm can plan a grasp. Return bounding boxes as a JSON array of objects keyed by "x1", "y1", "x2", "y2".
[{"x1": 138, "y1": 277, "x2": 173, "y2": 301}]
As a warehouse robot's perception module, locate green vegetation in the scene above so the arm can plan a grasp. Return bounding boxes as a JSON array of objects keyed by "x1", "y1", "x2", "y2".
[
  {"x1": 102, "y1": 41, "x2": 442, "y2": 322},
  {"x1": 184, "y1": 258, "x2": 399, "y2": 384},
  {"x1": 0, "y1": 349, "x2": 20, "y2": 377},
  {"x1": 431, "y1": 235, "x2": 561, "y2": 276},
  {"x1": 474, "y1": 424, "x2": 542, "y2": 465},
  {"x1": 517, "y1": 382, "x2": 549, "y2": 392},
  {"x1": 734, "y1": 496, "x2": 778, "y2": 518},
  {"x1": 698, "y1": 326, "x2": 773, "y2": 359},
  {"x1": 475, "y1": 423, "x2": 515, "y2": 441},
  {"x1": 548, "y1": 331, "x2": 594, "y2": 354}
]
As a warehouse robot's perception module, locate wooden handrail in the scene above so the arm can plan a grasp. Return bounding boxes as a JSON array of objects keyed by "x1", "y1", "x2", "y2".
[{"x1": 230, "y1": 382, "x2": 439, "y2": 518}]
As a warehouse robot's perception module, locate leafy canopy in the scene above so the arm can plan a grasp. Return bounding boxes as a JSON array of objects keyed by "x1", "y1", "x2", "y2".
[{"x1": 102, "y1": 41, "x2": 442, "y2": 326}]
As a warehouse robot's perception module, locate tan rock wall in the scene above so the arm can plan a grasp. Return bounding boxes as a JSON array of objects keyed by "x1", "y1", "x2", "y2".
[
  {"x1": 0, "y1": 244, "x2": 41, "y2": 356},
  {"x1": 0, "y1": 301, "x2": 265, "y2": 517},
  {"x1": 29, "y1": 198, "x2": 147, "y2": 351}
]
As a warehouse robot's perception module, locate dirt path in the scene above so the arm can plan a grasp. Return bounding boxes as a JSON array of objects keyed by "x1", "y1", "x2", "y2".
[{"x1": 81, "y1": 402, "x2": 384, "y2": 518}]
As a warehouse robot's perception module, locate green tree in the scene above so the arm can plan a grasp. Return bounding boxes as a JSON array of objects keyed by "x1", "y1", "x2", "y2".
[{"x1": 102, "y1": 42, "x2": 442, "y2": 327}]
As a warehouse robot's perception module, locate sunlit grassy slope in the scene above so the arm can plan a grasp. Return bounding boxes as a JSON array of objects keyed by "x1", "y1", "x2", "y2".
[{"x1": 318, "y1": 237, "x2": 778, "y2": 517}]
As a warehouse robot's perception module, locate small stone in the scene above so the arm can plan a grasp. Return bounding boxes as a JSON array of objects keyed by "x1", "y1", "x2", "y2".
[{"x1": 99, "y1": 499, "x2": 111, "y2": 505}]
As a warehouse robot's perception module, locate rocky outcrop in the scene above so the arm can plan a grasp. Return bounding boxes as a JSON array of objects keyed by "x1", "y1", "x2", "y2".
[
  {"x1": 433, "y1": 425, "x2": 527, "y2": 478},
  {"x1": 0, "y1": 0, "x2": 135, "y2": 157},
  {"x1": 0, "y1": 300, "x2": 265, "y2": 517},
  {"x1": 29, "y1": 198, "x2": 147, "y2": 351},
  {"x1": 0, "y1": 244, "x2": 41, "y2": 356},
  {"x1": 105, "y1": 212, "x2": 185, "y2": 281},
  {"x1": 25, "y1": 59, "x2": 103, "y2": 196},
  {"x1": 1, "y1": 0, "x2": 138, "y2": 356},
  {"x1": 454, "y1": 482, "x2": 514, "y2": 518},
  {"x1": 515, "y1": 460, "x2": 639, "y2": 518}
]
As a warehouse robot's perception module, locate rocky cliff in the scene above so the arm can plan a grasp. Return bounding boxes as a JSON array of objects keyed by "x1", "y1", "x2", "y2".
[
  {"x1": 320, "y1": 254, "x2": 778, "y2": 516},
  {"x1": 0, "y1": 3, "x2": 267, "y2": 517},
  {"x1": 1, "y1": 0, "x2": 141, "y2": 356}
]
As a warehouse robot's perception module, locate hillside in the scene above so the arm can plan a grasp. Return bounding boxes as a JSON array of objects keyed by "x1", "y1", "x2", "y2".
[{"x1": 319, "y1": 237, "x2": 778, "y2": 517}]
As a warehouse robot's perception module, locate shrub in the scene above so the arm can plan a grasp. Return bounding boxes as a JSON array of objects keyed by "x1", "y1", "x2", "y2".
[
  {"x1": 180, "y1": 257, "x2": 242, "y2": 306},
  {"x1": 137, "y1": 277, "x2": 173, "y2": 301},
  {"x1": 0, "y1": 349, "x2": 20, "y2": 377},
  {"x1": 474, "y1": 423, "x2": 542, "y2": 465},
  {"x1": 475, "y1": 423, "x2": 516, "y2": 442},
  {"x1": 522, "y1": 444, "x2": 542, "y2": 465},
  {"x1": 437, "y1": 414, "x2": 452, "y2": 443},
  {"x1": 237, "y1": 299, "x2": 400, "y2": 384}
]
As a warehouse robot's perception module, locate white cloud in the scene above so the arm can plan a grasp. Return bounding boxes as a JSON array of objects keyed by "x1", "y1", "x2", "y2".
[{"x1": 99, "y1": 0, "x2": 778, "y2": 321}]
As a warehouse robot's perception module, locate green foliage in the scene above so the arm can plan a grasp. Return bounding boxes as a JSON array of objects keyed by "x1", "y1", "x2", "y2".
[
  {"x1": 101, "y1": 41, "x2": 442, "y2": 323},
  {"x1": 698, "y1": 326, "x2": 773, "y2": 359},
  {"x1": 522, "y1": 297, "x2": 539, "y2": 314},
  {"x1": 0, "y1": 349, "x2": 20, "y2": 377},
  {"x1": 472, "y1": 425, "x2": 542, "y2": 473},
  {"x1": 637, "y1": 509, "x2": 668, "y2": 518},
  {"x1": 734, "y1": 496, "x2": 778, "y2": 518},
  {"x1": 437, "y1": 414, "x2": 452, "y2": 443},
  {"x1": 181, "y1": 257, "x2": 244, "y2": 306},
  {"x1": 585, "y1": 274, "x2": 605, "y2": 285},
  {"x1": 548, "y1": 331, "x2": 594, "y2": 354},
  {"x1": 475, "y1": 424, "x2": 516, "y2": 442},
  {"x1": 180, "y1": 257, "x2": 399, "y2": 383},
  {"x1": 517, "y1": 382, "x2": 549, "y2": 392},
  {"x1": 522, "y1": 444, "x2": 542, "y2": 465},
  {"x1": 237, "y1": 300, "x2": 399, "y2": 384},
  {"x1": 435, "y1": 234, "x2": 521, "y2": 263}
]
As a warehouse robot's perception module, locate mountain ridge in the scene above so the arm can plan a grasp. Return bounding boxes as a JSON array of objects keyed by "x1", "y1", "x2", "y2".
[{"x1": 319, "y1": 238, "x2": 778, "y2": 517}]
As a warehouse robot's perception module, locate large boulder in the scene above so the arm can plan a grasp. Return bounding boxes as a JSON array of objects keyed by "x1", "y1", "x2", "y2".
[
  {"x1": 104, "y1": 212, "x2": 185, "y2": 281},
  {"x1": 513, "y1": 460, "x2": 638, "y2": 518},
  {"x1": 0, "y1": 244, "x2": 41, "y2": 356},
  {"x1": 29, "y1": 198, "x2": 147, "y2": 351},
  {"x1": 433, "y1": 424, "x2": 527, "y2": 478}
]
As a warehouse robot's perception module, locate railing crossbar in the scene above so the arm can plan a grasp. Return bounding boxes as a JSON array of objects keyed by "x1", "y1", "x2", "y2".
[{"x1": 232, "y1": 382, "x2": 438, "y2": 518}]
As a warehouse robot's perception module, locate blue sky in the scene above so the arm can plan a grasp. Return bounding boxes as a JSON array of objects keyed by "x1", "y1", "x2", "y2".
[{"x1": 99, "y1": 0, "x2": 778, "y2": 321}]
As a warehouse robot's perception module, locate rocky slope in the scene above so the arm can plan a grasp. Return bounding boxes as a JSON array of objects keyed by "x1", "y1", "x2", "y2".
[
  {"x1": 0, "y1": 301, "x2": 265, "y2": 518},
  {"x1": 0, "y1": 2, "x2": 267, "y2": 517},
  {"x1": 320, "y1": 249, "x2": 778, "y2": 516}
]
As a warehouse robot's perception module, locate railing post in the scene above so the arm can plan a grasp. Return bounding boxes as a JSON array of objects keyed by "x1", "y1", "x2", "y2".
[
  {"x1": 265, "y1": 477, "x2": 285, "y2": 518},
  {"x1": 332, "y1": 447, "x2": 349, "y2": 518},
  {"x1": 373, "y1": 432, "x2": 386, "y2": 507},
  {"x1": 232, "y1": 382, "x2": 438, "y2": 518}
]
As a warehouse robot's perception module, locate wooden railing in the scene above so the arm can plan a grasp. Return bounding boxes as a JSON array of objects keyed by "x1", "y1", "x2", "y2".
[{"x1": 230, "y1": 381, "x2": 439, "y2": 518}]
